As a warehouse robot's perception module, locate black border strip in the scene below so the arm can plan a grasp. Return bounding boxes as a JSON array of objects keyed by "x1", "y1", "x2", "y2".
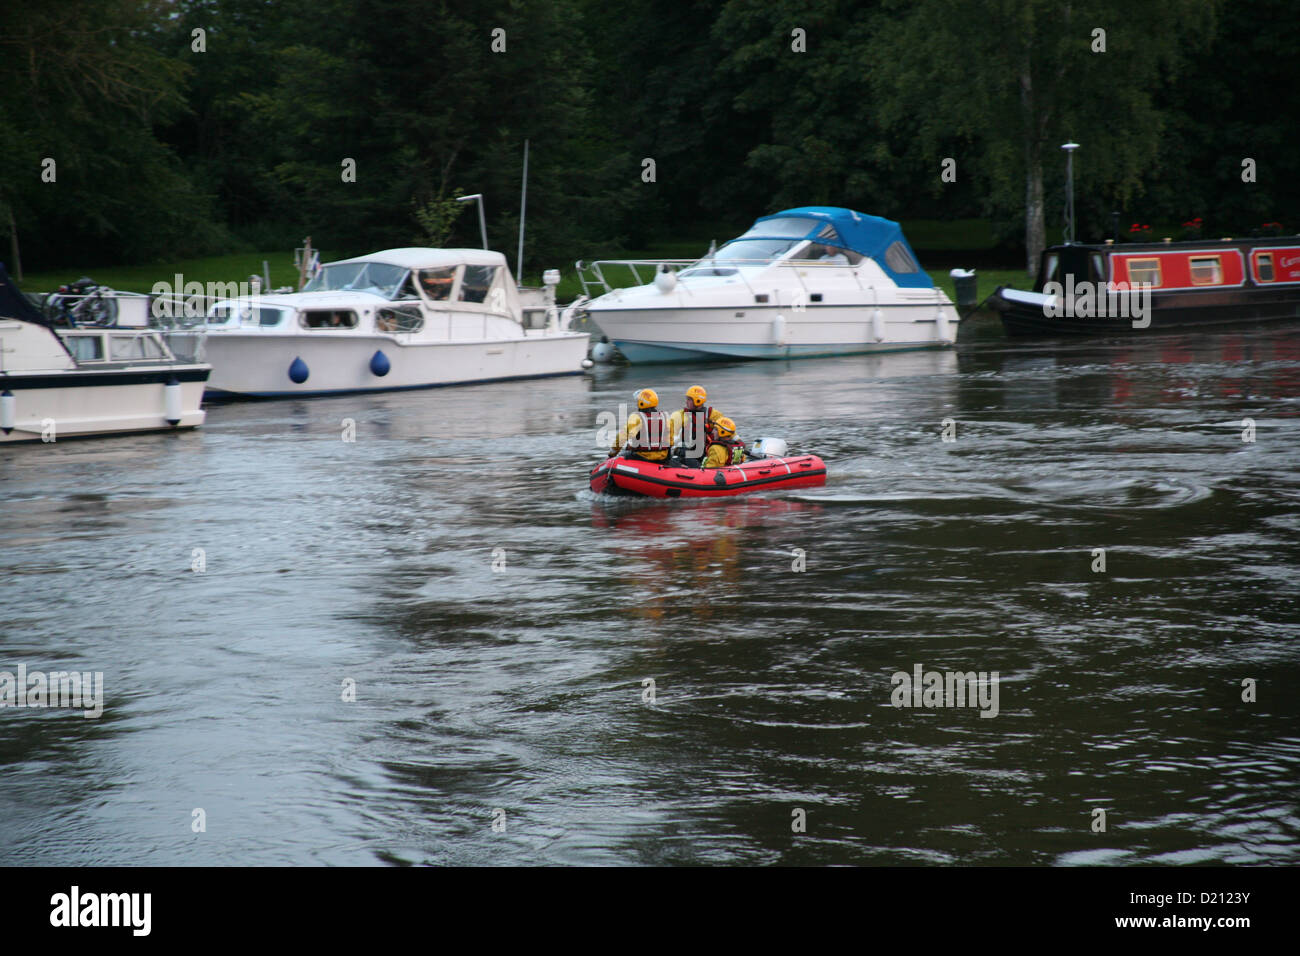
[{"x1": 0, "y1": 368, "x2": 210, "y2": 390}]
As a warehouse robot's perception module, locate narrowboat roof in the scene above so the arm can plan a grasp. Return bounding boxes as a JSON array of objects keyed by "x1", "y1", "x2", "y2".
[{"x1": 1046, "y1": 235, "x2": 1300, "y2": 254}]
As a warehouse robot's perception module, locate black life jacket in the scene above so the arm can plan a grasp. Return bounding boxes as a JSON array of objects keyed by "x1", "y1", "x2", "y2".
[{"x1": 628, "y1": 409, "x2": 670, "y2": 452}]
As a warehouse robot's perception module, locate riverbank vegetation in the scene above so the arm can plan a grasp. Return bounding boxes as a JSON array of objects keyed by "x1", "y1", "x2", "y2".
[{"x1": 2, "y1": 0, "x2": 1294, "y2": 287}]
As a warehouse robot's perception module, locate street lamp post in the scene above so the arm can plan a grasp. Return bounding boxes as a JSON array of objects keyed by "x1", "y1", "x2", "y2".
[{"x1": 1061, "y1": 142, "x2": 1080, "y2": 245}]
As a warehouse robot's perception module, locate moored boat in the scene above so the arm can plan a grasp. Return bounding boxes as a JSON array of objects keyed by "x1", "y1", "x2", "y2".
[
  {"x1": 169, "y1": 248, "x2": 590, "y2": 398},
  {"x1": 0, "y1": 264, "x2": 208, "y2": 443},
  {"x1": 590, "y1": 450, "x2": 827, "y2": 498},
  {"x1": 990, "y1": 237, "x2": 1300, "y2": 337},
  {"x1": 577, "y1": 207, "x2": 960, "y2": 363}
]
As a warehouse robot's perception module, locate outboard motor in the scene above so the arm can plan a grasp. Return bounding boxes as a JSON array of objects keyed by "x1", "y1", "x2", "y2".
[{"x1": 749, "y1": 437, "x2": 788, "y2": 459}]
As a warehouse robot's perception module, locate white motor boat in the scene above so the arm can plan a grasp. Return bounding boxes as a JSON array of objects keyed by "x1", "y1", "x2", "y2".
[
  {"x1": 578, "y1": 207, "x2": 960, "y2": 363},
  {"x1": 0, "y1": 265, "x2": 208, "y2": 443},
  {"x1": 177, "y1": 248, "x2": 589, "y2": 398}
]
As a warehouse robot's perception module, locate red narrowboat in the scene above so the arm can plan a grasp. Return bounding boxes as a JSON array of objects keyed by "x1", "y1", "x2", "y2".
[{"x1": 990, "y1": 237, "x2": 1300, "y2": 335}]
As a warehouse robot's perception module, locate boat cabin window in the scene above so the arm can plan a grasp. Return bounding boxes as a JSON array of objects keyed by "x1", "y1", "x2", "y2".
[
  {"x1": 1189, "y1": 255, "x2": 1223, "y2": 285},
  {"x1": 375, "y1": 306, "x2": 425, "y2": 333},
  {"x1": 1042, "y1": 253, "x2": 1060, "y2": 284},
  {"x1": 418, "y1": 267, "x2": 457, "y2": 301},
  {"x1": 300, "y1": 309, "x2": 358, "y2": 329},
  {"x1": 796, "y1": 243, "x2": 861, "y2": 264},
  {"x1": 303, "y1": 261, "x2": 411, "y2": 299},
  {"x1": 1126, "y1": 257, "x2": 1162, "y2": 287},
  {"x1": 64, "y1": 335, "x2": 104, "y2": 361},
  {"x1": 884, "y1": 241, "x2": 920, "y2": 273},
  {"x1": 1091, "y1": 253, "x2": 1107, "y2": 281},
  {"x1": 226, "y1": 306, "x2": 287, "y2": 327},
  {"x1": 459, "y1": 265, "x2": 498, "y2": 304},
  {"x1": 109, "y1": 334, "x2": 166, "y2": 360},
  {"x1": 1256, "y1": 253, "x2": 1274, "y2": 281}
]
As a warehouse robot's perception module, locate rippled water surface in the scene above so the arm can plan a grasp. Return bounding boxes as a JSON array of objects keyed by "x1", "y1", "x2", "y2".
[{"x1": 2, "y1": 324, "x2": 1298, "y2": 865}]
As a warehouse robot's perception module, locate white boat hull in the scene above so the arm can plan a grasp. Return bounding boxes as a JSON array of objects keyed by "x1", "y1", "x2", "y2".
[
  {"x1": 193, "y1": 330, "x2": 590, "y2": 397},
  {"x1": 589, "y1": 303, "x2": 957, "y2": 363},
  {"x1": 0, "y1": 373, "x2": 206, "y2": 442}
]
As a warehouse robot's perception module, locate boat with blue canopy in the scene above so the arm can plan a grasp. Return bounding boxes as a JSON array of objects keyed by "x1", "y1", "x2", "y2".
[{"x1": 577, "y1": 207, "x2": 959, "y2": 363}]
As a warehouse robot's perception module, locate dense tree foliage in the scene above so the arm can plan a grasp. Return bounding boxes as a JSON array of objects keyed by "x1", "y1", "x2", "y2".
[
  {"x1": 0, "y1": 0, "x2": 225, "y2": 270},
  {"x1": 0, "y1": 0, "x2": 1295, "y2": 276},
  {"x1": 870, "y1": 0, "x2": 1220, "y2": 277}
]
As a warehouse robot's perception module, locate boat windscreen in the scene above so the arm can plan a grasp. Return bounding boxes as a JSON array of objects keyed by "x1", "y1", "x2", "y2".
[
  {"x1": 303, "y1": 262, "x2": 412, "y2": 298},
  {"x1": 738, "y1": 217, "x2": 817, "y2": 239},
  {"x1": 681, "y1": 238, "x2": 801, "y2": 274}
]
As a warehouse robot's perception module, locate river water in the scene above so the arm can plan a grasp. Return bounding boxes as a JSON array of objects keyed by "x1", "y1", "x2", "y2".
[{"x1": 2, "y1": 323, "x2": 1298, "y2": 866}]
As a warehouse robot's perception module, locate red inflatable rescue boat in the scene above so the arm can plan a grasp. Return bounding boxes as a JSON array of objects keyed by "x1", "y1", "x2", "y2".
[{"x1": 590, "y1": 453, "x2": 827, "y2": 498}]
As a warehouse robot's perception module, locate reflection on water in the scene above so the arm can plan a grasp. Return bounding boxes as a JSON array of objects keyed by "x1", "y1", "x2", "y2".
[{"x1": 1, "y1": 324, "x2": 1298, "y2": 865}]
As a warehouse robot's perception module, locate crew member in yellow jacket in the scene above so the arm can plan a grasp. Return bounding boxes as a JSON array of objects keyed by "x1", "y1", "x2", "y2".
[
  {"x1": 610, "y1": 388, "x2": 672, "y2": 462},
  {"x1": 701, "y1": 417, "x2": 746, "y2": 468},
  {"x1": 667, "y1": 385, "x2": 726, "y2": 464}
]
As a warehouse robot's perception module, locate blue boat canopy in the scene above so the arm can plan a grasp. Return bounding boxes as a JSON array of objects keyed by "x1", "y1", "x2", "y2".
[{"x1": 749, "y1": 207, "x2": 933, "y2": 288}]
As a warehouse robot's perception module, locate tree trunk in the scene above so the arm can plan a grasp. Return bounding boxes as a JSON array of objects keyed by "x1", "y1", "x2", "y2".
[
  {"x1": 7, "y1": 205, "x2": 20, "y2": 282},
  {"x1": 1019, "y1": 63, "x2": 1045, "y2": 282},
  {"x1": 1025, "y1": 150, "x2": 1044, "y2": 282}
]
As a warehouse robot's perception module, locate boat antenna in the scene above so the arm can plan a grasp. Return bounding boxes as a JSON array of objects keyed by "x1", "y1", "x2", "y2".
[
  {"x1": 517, "y1": 140, "x2": 529, "y2": 279},
  {"x1": 457, "y1": 194, "x2": 489, "y2": 250},
  {"x1": 1061, "y1": 142, "x2": 1079, "y2": 245}
]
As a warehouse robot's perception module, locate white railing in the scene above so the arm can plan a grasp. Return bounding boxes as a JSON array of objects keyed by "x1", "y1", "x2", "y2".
[
  {"x1": 574, "y1": 256, "x2": 870, "y2": 300},
  {"x1": 575, "y1": 258, "x2": 699, "y2": 297}
]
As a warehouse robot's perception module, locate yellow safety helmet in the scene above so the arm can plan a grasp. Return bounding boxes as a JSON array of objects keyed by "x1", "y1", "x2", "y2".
[
  {"x1": 715, "y1": 416, "x2": 736, "y2": 438},
  {"x1": 685, "y1": 385, "x2": 707, "y2": 408},
  {"x1": 636, "y1": 388, "x2": 659, "y2": 410}
]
